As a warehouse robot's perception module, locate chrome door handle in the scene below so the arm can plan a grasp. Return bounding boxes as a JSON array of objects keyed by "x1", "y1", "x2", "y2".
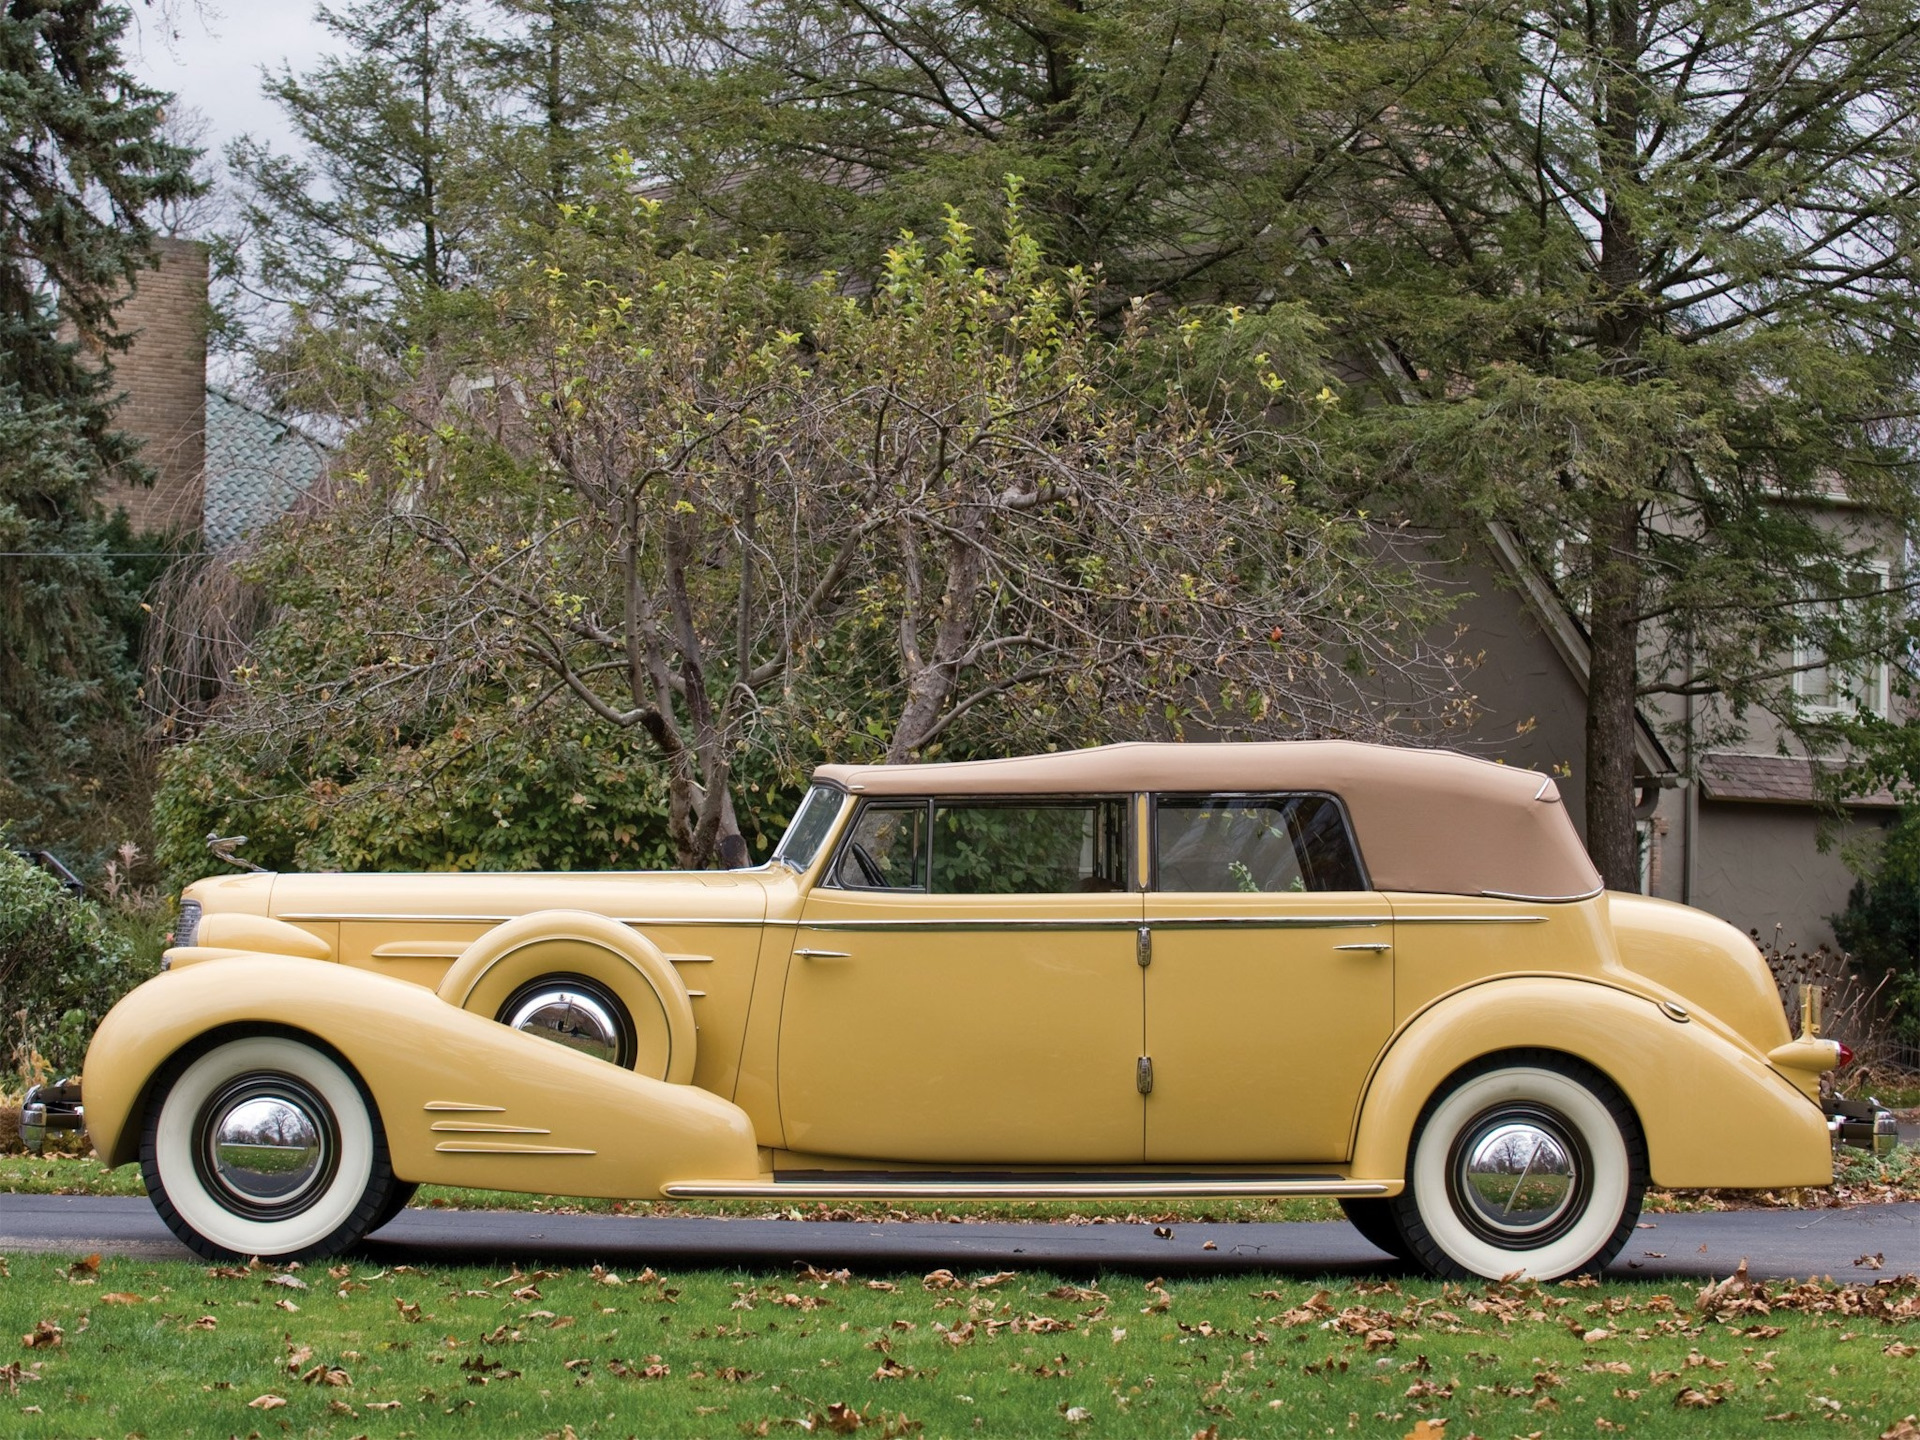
[
  {"x1": 794, "y1": 948, "x2": 853, "y2": 960},
  {"x1": 1334, "y1": 942, "x2": 1392, "y2": 953}
]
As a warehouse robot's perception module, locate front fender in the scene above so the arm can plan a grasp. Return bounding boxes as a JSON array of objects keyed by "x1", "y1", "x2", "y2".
[
  {"x1": 1350, "y1": 977, "x2": 1831, "y2": 1190},
  {"x1": 82, "y1": 958, "x2": 763, "y2": 1197}
]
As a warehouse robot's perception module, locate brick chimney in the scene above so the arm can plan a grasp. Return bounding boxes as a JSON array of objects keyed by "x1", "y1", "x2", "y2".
[{"x1": 93, "y1": 236, "x2": 210, "y2": 536}]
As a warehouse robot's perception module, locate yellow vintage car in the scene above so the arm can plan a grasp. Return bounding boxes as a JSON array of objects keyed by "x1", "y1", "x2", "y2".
[{"x1": 63, "y1": 742, "x2": 1872, "y2": 1277}]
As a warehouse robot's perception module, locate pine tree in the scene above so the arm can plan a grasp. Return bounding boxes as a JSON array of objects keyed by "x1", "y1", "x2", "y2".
[
  {"x1": 229, "y1": 0, "x2": 482, "y2": 396},
  {"x1": 0, "y1": 0, "x2": 199, "y2": 843}
]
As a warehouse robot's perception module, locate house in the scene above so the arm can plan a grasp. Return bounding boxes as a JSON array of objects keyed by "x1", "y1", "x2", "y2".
[
  {"x1": 93, "y1": 237, "x2": 329, "y2": 550},
  {"x1": 1433, "y1": 524, "x2": 1894, "y2": 949}
]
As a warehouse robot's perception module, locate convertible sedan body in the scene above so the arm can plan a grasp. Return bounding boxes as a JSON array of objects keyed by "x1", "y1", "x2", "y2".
[{"x1": 78, "y1": 742, "x2": 1860, "y2": 1277}]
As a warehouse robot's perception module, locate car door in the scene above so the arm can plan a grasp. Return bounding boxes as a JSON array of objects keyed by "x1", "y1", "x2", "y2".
[
  {"x1": 778, "y1": 795, "x2": 1146, "y2": 1165},
  {"x1": 1142, "y1": 792, "x2": 1392, "y2": 1163}
]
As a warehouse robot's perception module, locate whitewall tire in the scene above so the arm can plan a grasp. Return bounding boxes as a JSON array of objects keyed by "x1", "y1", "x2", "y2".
[
  {"x1": 140, "y1": 1034, "x2": 398, "y2": 1262},
  {"x1": 1390, "y1": 1053, "x2": 1646, "y2": 1281}
]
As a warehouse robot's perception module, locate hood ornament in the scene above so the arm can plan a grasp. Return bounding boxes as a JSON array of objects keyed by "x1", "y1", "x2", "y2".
[{"x1": 206, "y1": 833, "x2": 271, "y2": 874}]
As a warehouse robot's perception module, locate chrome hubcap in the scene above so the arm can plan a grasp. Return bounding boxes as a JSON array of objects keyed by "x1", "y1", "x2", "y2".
[
  {"x1": 501, "y1": 977, "x2": 632, "y2": 1067},
  {"x1": 195, "y1": 1075, "x2": 338, "y2": 1218},
  {"x1": 1448, "y1": 1104, "x2": 1588, "y2": 1249}
]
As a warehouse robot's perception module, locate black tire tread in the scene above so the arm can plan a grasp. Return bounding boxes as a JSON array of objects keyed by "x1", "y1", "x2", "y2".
[
  {"x1": 1340, "y1": 1197, "x2": 1414, "y2": 1263},
  {"x1": 1387, "y1": 1048, "x2": 1649, "y2": 1282}
]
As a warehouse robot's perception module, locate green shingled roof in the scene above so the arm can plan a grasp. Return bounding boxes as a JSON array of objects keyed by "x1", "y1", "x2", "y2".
[{"x1": 202, "y1": 387, "x2": 330, "y2": 550}]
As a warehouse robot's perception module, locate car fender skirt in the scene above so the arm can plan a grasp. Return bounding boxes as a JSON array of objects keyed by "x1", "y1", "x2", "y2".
[
  {"x1": 1350, "y1": 978, "x2": 1832, "y2": 1191},
  {"x1": 80, "y1": 959, "x2": 762, "y2": 1195}
]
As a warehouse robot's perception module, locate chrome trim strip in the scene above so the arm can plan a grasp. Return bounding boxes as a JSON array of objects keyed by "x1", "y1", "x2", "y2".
[
  {"x1": 429, "y1": 1121, "x2": 552, "y2": 1134},
  {"x1": 433, "y1": 1142, "x2": 596, "y2": 1156},
  {"x1": 1480, "y1": 886, "x2": 1602, "y2": 903},
  {"x1": 282, "y1": 912, "x2": 517, "y2": 923},
  {"x1": 279, "y1": 912, "x2": 770, "y2": 927},
  {"x1": 423, "y1": 1101, "x2": 506, "y2": 1113},
  {"x1": 1392, "y1": 913, "x2": 1547, "y2": 925},
  {"x1": 793, "y1": 948, "x2": 853, "y2": 959},
  {"x1": 1334, "y1": 942, "x2": 1393, "y2": 952},
  {"x1": 1145, "y1": 916, "x2": 1386, "y2": 931},
  {"x1": 292, "y1": 908, "x2": 1548, "y2": 928},
  {"x1": 664, "y1": 1178, "x2": 1393, "y2": 1200},
  {"x1": 800, "y1": 918, "x2": 1144, "y2": 933}
]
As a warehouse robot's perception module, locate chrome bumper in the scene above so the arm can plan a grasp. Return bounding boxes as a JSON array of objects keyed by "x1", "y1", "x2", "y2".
[
  {"x1": 20, "y1": 1079, "x2": 84, "y2": 1154},
  {"x1": 1827, "y1": 1094, "x2": 1900, "y2": 1155}
]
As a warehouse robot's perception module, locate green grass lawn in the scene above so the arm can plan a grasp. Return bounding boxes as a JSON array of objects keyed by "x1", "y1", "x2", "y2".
[{"x1": 3, "y1": 1251, "x2": 1917, "y2": 1438}]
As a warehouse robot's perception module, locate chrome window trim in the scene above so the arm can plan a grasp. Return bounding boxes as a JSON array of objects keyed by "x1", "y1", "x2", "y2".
[
  {"x1": 821, "y1": 792, "x2": 1136, "y2": 896},
  {"x1": 1148, "y1": 789, "x2": 1372, "y2": 894}
]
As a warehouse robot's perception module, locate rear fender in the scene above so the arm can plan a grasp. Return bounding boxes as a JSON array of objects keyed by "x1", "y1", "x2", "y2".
[
  {"x1": 81, "y1": 958, "x2": 763, "y2": 1196},
  {"x1": 1350, "y1": 977, "x2": 1831, "y2": 1190}
]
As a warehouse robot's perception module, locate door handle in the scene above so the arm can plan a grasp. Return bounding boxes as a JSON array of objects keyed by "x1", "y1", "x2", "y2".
[
  {"x1": 1334, "y1": 942, "x2": 1392, "y2": 953},
  {"x1": 794, "y1": 948, "x2": 853, "y2": 960}
]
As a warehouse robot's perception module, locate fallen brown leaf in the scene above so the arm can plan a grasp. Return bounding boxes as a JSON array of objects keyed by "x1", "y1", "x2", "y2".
[{"x1": 247, "y1": 1394, "x2": 287, "y2": 1410}]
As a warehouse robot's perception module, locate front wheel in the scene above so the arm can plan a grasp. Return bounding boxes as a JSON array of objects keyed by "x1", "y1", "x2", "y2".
[
  {"x1": 140, "y1": 1034, "x2": 399, "y2": 1262},
  {"x1": 1390, "y1": 1052, "x2": 1646, "y2": 1281}
]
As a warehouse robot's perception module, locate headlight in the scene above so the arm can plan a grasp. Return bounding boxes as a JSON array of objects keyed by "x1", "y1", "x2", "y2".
[{"x1": 173, "y1": 897, "x2": 202, "y2": 948}]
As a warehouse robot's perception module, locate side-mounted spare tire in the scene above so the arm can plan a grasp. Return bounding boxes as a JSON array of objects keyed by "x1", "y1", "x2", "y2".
[{"x1": 436, "y1": 910, "x2": 697, "y2": 1084}]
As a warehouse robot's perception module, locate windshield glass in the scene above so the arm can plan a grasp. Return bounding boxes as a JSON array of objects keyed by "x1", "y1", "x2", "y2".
[{"x1": 772, "y1": 785, "x2": 845, "y2": 870}]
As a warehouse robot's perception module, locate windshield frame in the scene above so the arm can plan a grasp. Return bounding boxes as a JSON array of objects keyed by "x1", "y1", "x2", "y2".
[{"x1": 770, "y1": 783, "x2": 849, "y2": 872}]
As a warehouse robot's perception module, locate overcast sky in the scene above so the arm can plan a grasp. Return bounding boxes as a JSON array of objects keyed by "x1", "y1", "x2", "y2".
[{"x1": 126, "y1": 2, "x2": 329, "y2": 161}]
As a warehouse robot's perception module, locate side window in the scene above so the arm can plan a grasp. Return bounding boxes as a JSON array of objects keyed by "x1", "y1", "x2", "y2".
[
  {"x1": 1154, "y1": 795, "x2": 1366, "y2": 893},
  {"x1": 833, "y1": 802, "x2": 929, "y2": 890},
  {"x1": 931, "y1": 801, "x2": 1129, "y2": 894}
]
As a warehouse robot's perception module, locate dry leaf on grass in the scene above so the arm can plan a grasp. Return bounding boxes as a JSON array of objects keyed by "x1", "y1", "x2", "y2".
[
  {"x1": 247, "y1": 1394, "x2": 286, "y2": 1410},
  {"x1": 20, "y1": 1320, "x2": 62, "y2": 1350},
  {"x1": 99, "y1": 1293, "x2": 143, "y2": 1305}
]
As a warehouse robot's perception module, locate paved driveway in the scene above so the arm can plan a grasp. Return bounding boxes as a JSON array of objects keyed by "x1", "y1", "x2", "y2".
[{"x1": 2, "y1": 1195, "x2": 1914, "y2": 1281}]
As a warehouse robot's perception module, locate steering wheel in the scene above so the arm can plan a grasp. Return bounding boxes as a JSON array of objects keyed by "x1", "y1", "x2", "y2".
[{"x1": 847, "y1": 841, "x2": 889, "y2": 887}]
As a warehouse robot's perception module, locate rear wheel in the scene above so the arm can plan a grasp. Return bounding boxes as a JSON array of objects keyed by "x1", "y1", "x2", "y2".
[
  {"x1": 1339, "y1": 1197, "x2": 1413, "y2": 1262},
  {"x1": 140, "y1": 1034, "x2": 398, "y2": 1262},
  {"x1": 1390, "y1": 1052, "x2": 1646, "y2": 1281}
]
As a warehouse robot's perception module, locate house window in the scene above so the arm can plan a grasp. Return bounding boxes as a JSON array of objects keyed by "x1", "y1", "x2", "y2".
[{"x1": 1793, "y1": 563, "x2": 1892, "y2": 717}]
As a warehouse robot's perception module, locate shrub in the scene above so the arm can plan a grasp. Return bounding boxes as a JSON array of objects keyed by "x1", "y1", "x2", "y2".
[
  {"x1": 0, "y1": 846, "x2": 161, "y2": 1078},
  {"x1": 1831, "y1": 808, "x2": 1920, "y2": 1047}
]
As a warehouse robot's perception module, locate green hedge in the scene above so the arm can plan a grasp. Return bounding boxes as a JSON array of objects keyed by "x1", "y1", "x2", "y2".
[{"x1": 0, "y1": 846, "x2": 161, "y2": 1078}]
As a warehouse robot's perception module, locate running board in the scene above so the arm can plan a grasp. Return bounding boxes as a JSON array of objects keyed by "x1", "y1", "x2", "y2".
[{"x1": 662, "y1": 1177, "x2": 1391, "y2": 1200}]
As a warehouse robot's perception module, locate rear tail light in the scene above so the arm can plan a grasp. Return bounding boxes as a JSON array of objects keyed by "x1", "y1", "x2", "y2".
[{"x1": 1835, "y1": 1041, "x2": 1855, "y2": 1067}]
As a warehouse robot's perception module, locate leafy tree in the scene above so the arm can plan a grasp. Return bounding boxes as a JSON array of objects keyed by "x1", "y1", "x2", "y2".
[
  {"x1": 0, "y1": 0, "x2": 199, "y2": 847},
  {"x1": 1325, "y1": 0, "x2": 1920, "y2": 888},
  {"x1": 1830, "y1": 808, "x2": 1920, "y2": 1046},
  {"x1": 182, "y1": 174, "x2": 1457, "y2": 870}
]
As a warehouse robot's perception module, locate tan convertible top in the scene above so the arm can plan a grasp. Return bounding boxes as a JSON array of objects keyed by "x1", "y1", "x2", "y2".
[{"x1": 813, "y1": 741, "x2": 1603, "y2": 902}]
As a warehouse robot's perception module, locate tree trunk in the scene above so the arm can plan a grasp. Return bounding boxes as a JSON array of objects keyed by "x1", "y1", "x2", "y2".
[{"x1": 1584, "y1": 498, "x2": 1643, "y2": 890}]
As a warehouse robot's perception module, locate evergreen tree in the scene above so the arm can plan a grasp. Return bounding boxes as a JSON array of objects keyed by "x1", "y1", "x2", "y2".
[
  {"x1": 650, "y1": 0, "x2": 1345, "y2": 307},
  {"x1": 0, "y1": 0, "x2": 199, "y2": 844},
  {"x1": 466, "y1": 0, "x2": 646, "y2": 223},
  {"x1": 228, "y1": 0, "x2": 482, "y2": 405},
  {"x1": 1324, "y1": 0, "x2": 1920, "y2": 887}
]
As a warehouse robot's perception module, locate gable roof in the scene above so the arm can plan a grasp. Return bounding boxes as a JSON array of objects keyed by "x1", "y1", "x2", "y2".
[{"x1": 203, "y1": 387, "x2": 331, "y2": 549}]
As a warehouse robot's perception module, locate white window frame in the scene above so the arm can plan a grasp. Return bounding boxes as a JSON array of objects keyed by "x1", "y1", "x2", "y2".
[{"x1": 1793, "y1": 560, "x2": 1892, "y2": 718}]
